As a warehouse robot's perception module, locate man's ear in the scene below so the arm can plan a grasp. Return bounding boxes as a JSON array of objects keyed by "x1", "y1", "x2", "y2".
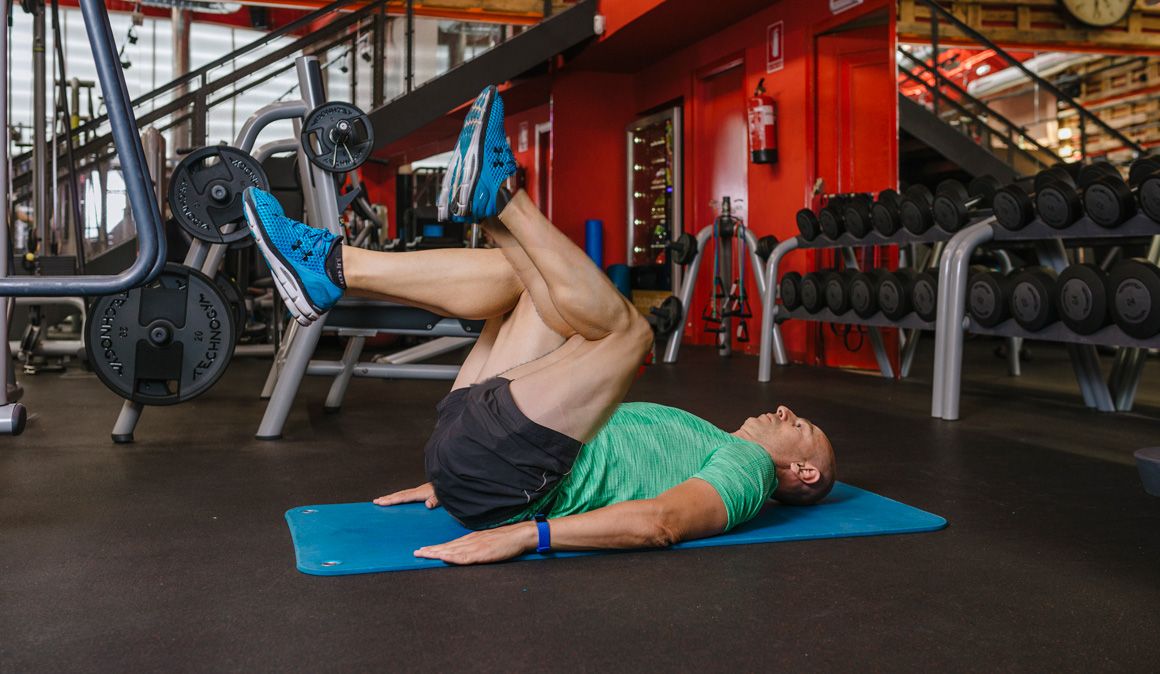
[{"x1": 793, "y1": 461, "x2": 821, "y2": 485}]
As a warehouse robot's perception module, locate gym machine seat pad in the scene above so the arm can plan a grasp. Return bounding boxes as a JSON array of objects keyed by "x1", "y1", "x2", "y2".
[{"x1": 285, "y1": 482, "x2": 946, "y2": 575}]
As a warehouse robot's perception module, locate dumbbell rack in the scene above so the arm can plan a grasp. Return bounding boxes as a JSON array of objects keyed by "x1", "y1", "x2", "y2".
[
  {"x1": 933, "y1": 213, "x2": 1160, "y2": 421},
  {"x1": 757, "y1": 227, "x2": 955, "y2": 382}
]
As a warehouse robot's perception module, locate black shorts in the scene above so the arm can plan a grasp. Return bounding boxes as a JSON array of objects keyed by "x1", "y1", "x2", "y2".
[{"x1": 424, "y1": 377, "x2": 583, "y2": 529}]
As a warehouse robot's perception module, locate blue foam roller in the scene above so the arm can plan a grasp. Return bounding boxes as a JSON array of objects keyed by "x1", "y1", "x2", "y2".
[
  {"x1": 606, "y1": 263, "x2": 631, "y2": 298},
  {"x1": 285, "y1": 482, "x2": 946, "y2": 576},
  {"x1": 585, "y1": 219, "x2": 604, "y2": 269}
]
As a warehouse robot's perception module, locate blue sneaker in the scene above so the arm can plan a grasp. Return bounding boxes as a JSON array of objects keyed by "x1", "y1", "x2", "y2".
[
  {"x1": 242, "y1": 187, "x2": 343, "y2": 325},
  {"x1": 437, "y1": 85, "x2": 517, "y2": 223}
]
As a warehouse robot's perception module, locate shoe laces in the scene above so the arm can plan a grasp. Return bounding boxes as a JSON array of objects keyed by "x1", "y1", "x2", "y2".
[{"x1": 288, "y1": 220, "x2": 333, "y2": 264}]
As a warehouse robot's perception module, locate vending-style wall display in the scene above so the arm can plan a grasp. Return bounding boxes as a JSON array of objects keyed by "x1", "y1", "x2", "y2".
[{"x1": 626, "y1": 106, "x2": 682, "y2": 290}]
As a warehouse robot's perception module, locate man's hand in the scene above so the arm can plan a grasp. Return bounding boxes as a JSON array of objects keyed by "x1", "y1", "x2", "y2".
[
  {"x1": 373, "y1": 483, "x2": 439, "y2": 509},
  {"x1": 414, "y1": 523, "x2": 536, "y2": 565}
]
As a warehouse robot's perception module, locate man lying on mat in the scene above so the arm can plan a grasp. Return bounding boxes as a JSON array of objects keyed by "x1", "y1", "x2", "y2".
[{"x1": 243, "y1": 85, "x2": 835, "y2": 565}]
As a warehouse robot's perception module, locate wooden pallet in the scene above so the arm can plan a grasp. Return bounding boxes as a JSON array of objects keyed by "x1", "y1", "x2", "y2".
[{"x1": 898, "y1": 0, "x2": 1160, "y2": 54}]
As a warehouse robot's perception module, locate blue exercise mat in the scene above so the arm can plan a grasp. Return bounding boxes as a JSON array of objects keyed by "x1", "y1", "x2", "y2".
[{"x1": 285, "y1": 482, "x2": 945, "y2": 576}]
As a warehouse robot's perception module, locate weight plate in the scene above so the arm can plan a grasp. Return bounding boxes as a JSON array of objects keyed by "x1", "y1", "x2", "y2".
[
  {"x1": 1108, "y1": 260, "x2": 1160, "y2": 339},
  {"x1": 843, "y1": 200, "x2": 872, "y2": 238},
  {"x1": 169, "y1": 146, "x2": 269, "y2": 245},
  {"x1": 1083, "y1": 177, "x2": 1135, "y2": 228},
  {"x1": 756, "y1": 235, "x2": 779, "y2": 261},
  {"x1": 967, "y1": 270, "x2": 1009, "y2": 327},
  {"x1": 796, "y1": 209, "x2": 821, "y2": 241},
  {"x1": 872, "y1": 189, "x2": 901, "y2": 236},
  {"x1": 912, "y1": 271, "x2": 939, "y2": 322},
  {"x1": 900, "y1": 196, "x2": 934, "y2": 234},
  {"x1": 301, "y1": 101, "x2": 375, "y2": 173},
  {"x1": 932, "y1": 193, "x2": 969, "y2": 232},
  {"x1": 967, "y1": 175, "x2": 1000, "y2": 203},
  {"x1": 818, "y1": 205, "x2": 844, "y2": 239},
  {"x1": 1055, "y1": 264, "x2": 1109, "y2": 335},
  {"x1": 878, "y1": 269, "x2": 916, "y2": 320},
  {"x1": 779, "y1": 272, "x2": 802, "y2": 310},
  {"x1": 904, "y1": 184, "x2": 934, "y2": 205},
  {"x1": 849, "y1": 273, "x2": 877, "y2": 318},
  {"x1": 214, "y1": 271, "x2": 246, "y2": 338},
  {"x1": 935, "y1": 179, "x2": 969, "y2": 203},
  {"x1": 1078, "y1": 161, "x2": 1118, "y2": 189},
  {"x1": 1128, "y1": 156, "x2": 1160, "y2": 187},
  {"x1": 993, "y1": 185, "x2": 1034, "y2": 230},
  {"x1": 1036, "y1": 183, "x2": 1081, "y2": 229},
  {"x1": 1033, "y1": 166, "x2": 1074, "y2": 193},
  {"x1": 1010, "y1": 268, "x2": 1057, "y2": 331},
  {"x1": 86, "y1": 263, "x2": 237, "y2": 406},
  {"x1": 669, "y1": 232, "x2": 698, "y2": 265},
  {"x1": 649, "y1": 296, "x2": 683, "y2": 336},
  {"x1": 800, "y1": 272, "x2": 825, "y2": 313},
  {"x1": 1139, "y1": 174, "x2": 1160, "y2": 223},
  {"x1": 824, "y1": 271, "x2": 854, "y2": 314}
]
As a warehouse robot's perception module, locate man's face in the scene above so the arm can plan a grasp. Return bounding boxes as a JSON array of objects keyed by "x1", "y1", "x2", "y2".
[{"x1": 738, "y1": 405, "x2": 824, "y2": 463}]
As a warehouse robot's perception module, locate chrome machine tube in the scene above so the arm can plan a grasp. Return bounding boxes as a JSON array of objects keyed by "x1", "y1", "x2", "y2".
[
  {"x1": 661, "y1": 225, "x2": 714, "y2": 364},
  {"x1": 757, "y1": 237, "x2": 799, "y2": 382}
]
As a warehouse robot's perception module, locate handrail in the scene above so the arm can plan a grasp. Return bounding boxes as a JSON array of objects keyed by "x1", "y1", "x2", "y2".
[
  {"x1": 0, "y1": 0, "x2": 165, "y2": 295},
  {"x1": 898, "y1": 50, "x2": 1062, "y2": 166},
  {"x1": 914, "y1": 0, "x2": 1143, "y2": 157}
]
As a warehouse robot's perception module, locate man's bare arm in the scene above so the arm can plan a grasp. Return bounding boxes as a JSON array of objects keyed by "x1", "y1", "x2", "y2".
[{"x1": 413, "y1": 478, "x2": 728, "y2": 565}]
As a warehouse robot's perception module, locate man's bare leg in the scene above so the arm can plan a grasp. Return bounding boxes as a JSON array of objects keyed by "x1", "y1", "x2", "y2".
[{"x1": 490, "y1": 190, "x2": 653, "y2": 442}]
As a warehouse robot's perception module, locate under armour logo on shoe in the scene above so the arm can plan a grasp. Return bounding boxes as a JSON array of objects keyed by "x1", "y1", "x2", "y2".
[{"x1": 291, "y1": 241, "x2": 301, "y2": 251}]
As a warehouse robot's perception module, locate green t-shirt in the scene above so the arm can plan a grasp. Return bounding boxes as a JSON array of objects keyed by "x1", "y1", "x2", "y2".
[{"x1": 504, "y1": 402, "x2": 776, "y2": 531}]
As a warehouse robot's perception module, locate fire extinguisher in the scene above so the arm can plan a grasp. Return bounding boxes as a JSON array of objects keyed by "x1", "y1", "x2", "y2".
[{"x1": 747, "y1": 77, "x2": 777, "y2": 164}]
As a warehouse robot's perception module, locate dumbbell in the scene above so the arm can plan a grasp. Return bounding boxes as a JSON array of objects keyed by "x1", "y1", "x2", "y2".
[
  {"x1": 1037, "y1": 162, "x2": 1120, "y2": 229},
  {"x1": 840, "y1": 195, "x2": 875, "y2": 238},
  {"x1": 1082, "y1": 164, "x2": 1136, "y2": 228},
  {"x1": 1008, "y1": 267, "x2": 1058, "y2": 331},
  {"x1": 779, "y1": 271, "x2": 802, "y2": 311},
  {"x1": 756, "y1": 235, "x2": 779, "y2": 261},
  {"x1": 796, "y1": 208, "x2": 821, "y2": 241},
  {"x1": 1054, "y1": 264, "x2": 1111, "y2": 335},
  {"x1": 824, "y1": 269, "x2": 860, "y2": 314},
  {"x1": 871, "y1": 189, "x2": 902, "y2": 236},
  {"x1": 992, "y1": 167, "x2": 1077, "y2": 230},
  {"x1": 799, "y1": 272, "x2": 827, "y2": 313},
  {"x1": 667, "y1": 232, "x2": 698, "y2": 265},
  {"x1": 1107, "y1": 259, "x2": 1160, "y2": 339},
  {"x1": 877, "y1": 268, "x2": 918, "y2": 320},
  {"x1": 899, "y1": 185, "x2": 936, "y2": 234},
  {"x1": 967, "y1": 266, "x2": 1013, "y2": 327},
  {"x1": 932, "y1": 176, "x2": 1001, "y2": 232},
  {"x1": 849, "y1": 269, "x2": 893, "y2": 318},
  {"x1": 1128, "y1": 156, "x2": 1160, "y2": 223},
  {"x1": 911, "y1": 270, "x2": 939, "y2": 322}
]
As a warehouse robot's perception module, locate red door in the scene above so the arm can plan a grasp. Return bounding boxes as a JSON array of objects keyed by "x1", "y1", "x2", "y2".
[{"x1": 813, "y1": 25, "x2": 899, "y2": 371}]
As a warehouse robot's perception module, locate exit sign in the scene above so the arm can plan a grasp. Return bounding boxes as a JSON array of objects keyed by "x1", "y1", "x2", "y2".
[{"x1": 766, "y1": 21, "x2": 784, "y2": 74}]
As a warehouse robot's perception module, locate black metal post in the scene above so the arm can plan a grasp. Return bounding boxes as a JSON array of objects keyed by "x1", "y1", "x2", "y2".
[
  {"x1": 50, "y1": 0, "x2": 85, "y2": 272},
  {"x1": 372, "y1": 7, "x2": 385, "y2": 107},
  {"x1": 930, "y1": 10, "x2": 940, "y2": 118},
  {"x1": 405, "y1": 0, "x2": 414, "y2": 94}
]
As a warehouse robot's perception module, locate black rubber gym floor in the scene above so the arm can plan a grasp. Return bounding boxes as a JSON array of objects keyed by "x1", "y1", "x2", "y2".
[{"x1": 3, "y1": 340, "x2": 1159, "y2": 671}]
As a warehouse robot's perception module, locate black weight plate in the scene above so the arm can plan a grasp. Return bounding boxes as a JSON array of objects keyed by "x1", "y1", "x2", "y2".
[
  {"x1": 878, "y1": 269, "x2": 917, "y2": 320},
  {"x1": 1139, "y1": 174, "x2": 1160, "y2": 223},
  {"x1": 86, "y1": 263, "x2": 237, "y2": 406},
  {"x1": 900, "y1": 195, "x2": 934, "y2": 234},
  {"x1": 169, "y1": 146, "x2": 269, "y2": 245},
  {"x1": 1009, "y1": 267, "x2": 1057, "y2": 331},
  {"x1": 1128, "y1": 157, "x2": 1160, "y2": 187},
  {"x1": 669, "y1": 232, "x2": 698, "y2": 265},
  {"x1": 214, "y1": 271, "x2": 246, "y2": 338},
  {"x1": 843, "y1": 200, "x2": 873, "y2": 238},
  {"x1": 1055, "y1": 264, "x2": 1109, "y2": 335},
  {"x1": 933, "y1": 193, "x2": 970, "y2": 232},
  {"x1": 1036, "y1": 183, "x2": 1082, "y2": 229},
  {"x1": 1033, "y1": 166, "x2": 1074, "y2": 193},
  {"x1": 904, "y1": 184, "x2": 934, "y2": 204},
  {"x1": 1083, "y1": 177, "x2": 1135, "y2": 228},
  {"x1": 301, "y1": 101, "x2": 375, "y2": 173},
  {"x1": 967, "y1": 270, "x2": 1009, "y2": 327},
  {"x1": 992, "y1": 185, "x2": 1034, "y2": 230},
  {"x1": 818, "y1": 205, "x2": 844, "y2": 239},
  {"x1": 848, "y1": 272, "x2": 878, "y2": 318},
  {"x1": 779, "y1": 272, "x2": 802, "y2": 310},
  {"x1": 1077, "y1": 161, "x2": 1118, "y2": 188},
  {"x1": 872, "y1": 189, "x2": 901, "y2": 236},
  {"x1": 649, "y1": 296, "x2": 683, "y2": 335},
  {"x1": 967, "y1": 175, "x2": 1001, "y2": 203},
  {"x1": 796, "y1": 208, "x2": 821, "y2": 240},
  {"x1": 912, "y1": 271, "x2": 939, "y2": 322},
  {"x1": 824, "y1": 270, "x2": 856, "y2": 314},
  {"x1": 800, "y1": 272, "x2": 825, "y2": 313},
  {"x1": 935, "y1": 179, "x2": 969, "y2": 202},
  {"x1": 1107, "y1": 260, "x2": 1160, "y2": 339}
]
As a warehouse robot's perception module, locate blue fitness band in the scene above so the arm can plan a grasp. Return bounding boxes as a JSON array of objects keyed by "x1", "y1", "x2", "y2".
[{"x1": 534, "y1": 513, "x2": 551, "y2": 554}]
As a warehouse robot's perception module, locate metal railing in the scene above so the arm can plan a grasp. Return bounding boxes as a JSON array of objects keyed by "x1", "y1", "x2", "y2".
[
  {"x1": 911, "y1": 0, "x2": 1143, "y2": 161},
  {"x1": 898, "y1": 50, "x2": 1061, "y2": 172}
]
